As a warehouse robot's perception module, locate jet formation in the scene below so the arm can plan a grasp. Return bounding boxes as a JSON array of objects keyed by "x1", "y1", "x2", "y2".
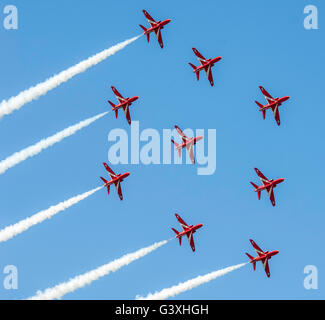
[{"x1": 99, "y1": 9, "x2": 290, "y2": 280}]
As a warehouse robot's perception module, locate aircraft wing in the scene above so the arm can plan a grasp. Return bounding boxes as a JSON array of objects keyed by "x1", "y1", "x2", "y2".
[
  {"x1": 262, "y1": 258, "x2": 271, "y2": 278},
  {"x1": 123, "y1": 105, "x2": 132, "y2": 125},
  {"x1": 111, "y1": 86, "x2": 125, "y2": 104},
  {"x1": 143, "y1": 9, "x2": 157, "y2": 27},
  {"x1": 154, "y1": 28, "x2": 164, "y2": 48},
  {"x1": 266, "y1": 185, "x2": 276, "y2": 207},
  {"x1": 259, "y1": 86, "x2": 275, "y2": 104},
  {"x1": 255, "y1": 168, "x2": 269, "y2": 185},
  {"x1": 187, "y1": 232, "x2": 196, "y2": 252},
  {"x1": 250, "y1": 239, "x2": 264, "y2": 257},
  {"x1": 103, "y1": 162, "x2": 117, "y2": 179},
  {"x1": 175, "y1": 214, "x2": 189, "y2": 231},
  {"x1": 192, "y1": 48, "x2": 207, "y2": 65},
  {"x1": 114, "y1": 180, "x2": 123, "y2": 201},
  {"x1": 272, "y1": 104, "x2": 281, "y2": 126},
  {"x1": 175, "y1": 125, "x2": 189, "y2": 142},
  {"x1": 205, "y1": 65, "x2": 214, "y2": 87}
]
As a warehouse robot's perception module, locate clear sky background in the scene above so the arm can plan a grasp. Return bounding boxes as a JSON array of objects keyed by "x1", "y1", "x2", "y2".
[{"x1": 0, "y1": 0, "x2": 324, "y2": 300}]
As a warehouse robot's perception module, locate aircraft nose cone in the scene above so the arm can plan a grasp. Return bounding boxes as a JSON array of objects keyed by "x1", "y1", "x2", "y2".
[{"x1": 281, "y1": 96, "x2": 290, "y2": 103}]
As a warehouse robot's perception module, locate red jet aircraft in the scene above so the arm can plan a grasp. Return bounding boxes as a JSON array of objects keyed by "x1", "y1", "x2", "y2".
[
  {"x1": 255, "y1": 86, "x2": 290, "y2": 126},
  {"x1": 100, "y1": 163, "x2": 130, "y2": 201},
  {"x1": 246, "y1": 239, "x2": 279, "y2": 278},
  {"x1": 171, "y1": 125, "x2": 203, "y2": 164},
  {"x1": 139, "y1": 10, "x2": 171, "y2": 48},
  {"x1": 189, "y1": 48, "x2": 222, "y2": 87},
  {"x1": 250, "y1": 168, "x2": 285, "y2": 207},
  {"x1": 171, "y1": 214, "x2": 203, "y2": 252},
  {"x1": 108, "y1": 86, "x2": 139, "y2": 125}
]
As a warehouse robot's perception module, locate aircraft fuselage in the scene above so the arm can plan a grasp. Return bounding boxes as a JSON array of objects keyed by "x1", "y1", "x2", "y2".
[
  {"x1": 113, "y1": 96, "x2": 139, "y2": 111},
  {"x1": 260, "y1": 96, "x2": 290, "y2": 111},
  {"x1": 177, "y1": 224, "x2": 203, "y2": 238},
  {"x1": 255, "y1": 178, "x2": 285, "y2": 192},
  {"x1": 104, "y1": 172, "x2": 130, "y2": 187},
  {"x1": 178, "y1": 136, "x2": 204, "y2": 149},
  {"x1": 251, "y1": 250, "x2": 279, "y2": 263},
  {"x1": 194, "y1": 57, "x2": 222, "y2": 73},
  {"x1": 145, "y1": 19, "x2": 171, "y2": 34}
]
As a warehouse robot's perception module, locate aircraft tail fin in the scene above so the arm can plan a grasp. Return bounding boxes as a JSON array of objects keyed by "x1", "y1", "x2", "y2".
[
  {"x1": 100, "y1": 177, "x2": 110, "y2": 195},
  {"x1": 189, "y1": 62, "x2": 197, "y2": 70},
  {"x1": 108, "y1": 101, "x2": 118, "y2": 118},
  {"x1": 250, "y1": 182, "x2": 261, "y2": 199},
  {"x1": 250, "y1": 182, "x2": 258, "y2": 189},
  {"x1": 255, "y1": 101, "x2": 266, "y2": 119},
  {"x1": 171, "y1": 140, "x2": 182, "y2": 158},
  {"x1": 255, "y1": 101, "x2": 264, "y2": 109},
  {"x1": 189, "y1": 63, "x2": 199, "y2": 81},
  {"x1": 100, "y1": 177, "x2": 108, "y2": 184},
  {"x1": 108, "y1": 100, "x2": 115, "y2": 108},
  {"x1": 139, "y1": 24, "x2": 147, "y2": 32},
  {"x1": 246, "y1": 253, "x2": 256, "y2": 270},
  {"x1": 139, "y1": 25, "x2": 150, "y2": 42},
  {"x1": 172, "y1": 228, "x2": 182, "y2": 246}
]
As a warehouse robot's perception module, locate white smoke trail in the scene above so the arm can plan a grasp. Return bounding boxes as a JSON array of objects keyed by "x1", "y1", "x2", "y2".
[
  {"x1": 136, "y1": 263, "x2": 247, "y2": 300},
  {"x1": 0, "y1": 186, "x2": 103, "y2": 243},
  {"x1": 0, "y1": 35, "x2": 140, "y2": 119},
  {"x1": 0, "y1": 111, "x2": 108, "y2": 175},
  {"x1": 28, "y1": 240, "x2": 170, "y2": 300}
]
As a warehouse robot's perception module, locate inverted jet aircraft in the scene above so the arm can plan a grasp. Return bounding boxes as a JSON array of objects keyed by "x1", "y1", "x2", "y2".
[
  {"x1": 250, "y1": 168, "x2": 285, "y2": 207},
  {"x1": 189, "y1": 48, "x2": 222, "y2": 86},
  {"x1": 139, "y1": 9, "x2": 171, "y2": 48},
  {"x1": 100, "y1": 163, "x2": 130, "y2": 201},
  {"x1": 171, "y1": 214, "x2": 203, "y2": 252},
  {"x1": 108, "y1": 86, "x2": 139, "y2": 125},
  {"x1": 255, "y1": 86, "x2": 290, "y2": 126},
  {"x1": 246, "y1": 239, "x2": 279, "y2": 278},
  {"x1": 171, "y1": 125, "x2": 203, "y2": 164}
]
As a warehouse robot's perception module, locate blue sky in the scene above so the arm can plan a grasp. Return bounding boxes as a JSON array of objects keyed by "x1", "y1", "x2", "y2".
[{"x1": 0, "y1": 0, "x2": 324, "y2": 299}]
